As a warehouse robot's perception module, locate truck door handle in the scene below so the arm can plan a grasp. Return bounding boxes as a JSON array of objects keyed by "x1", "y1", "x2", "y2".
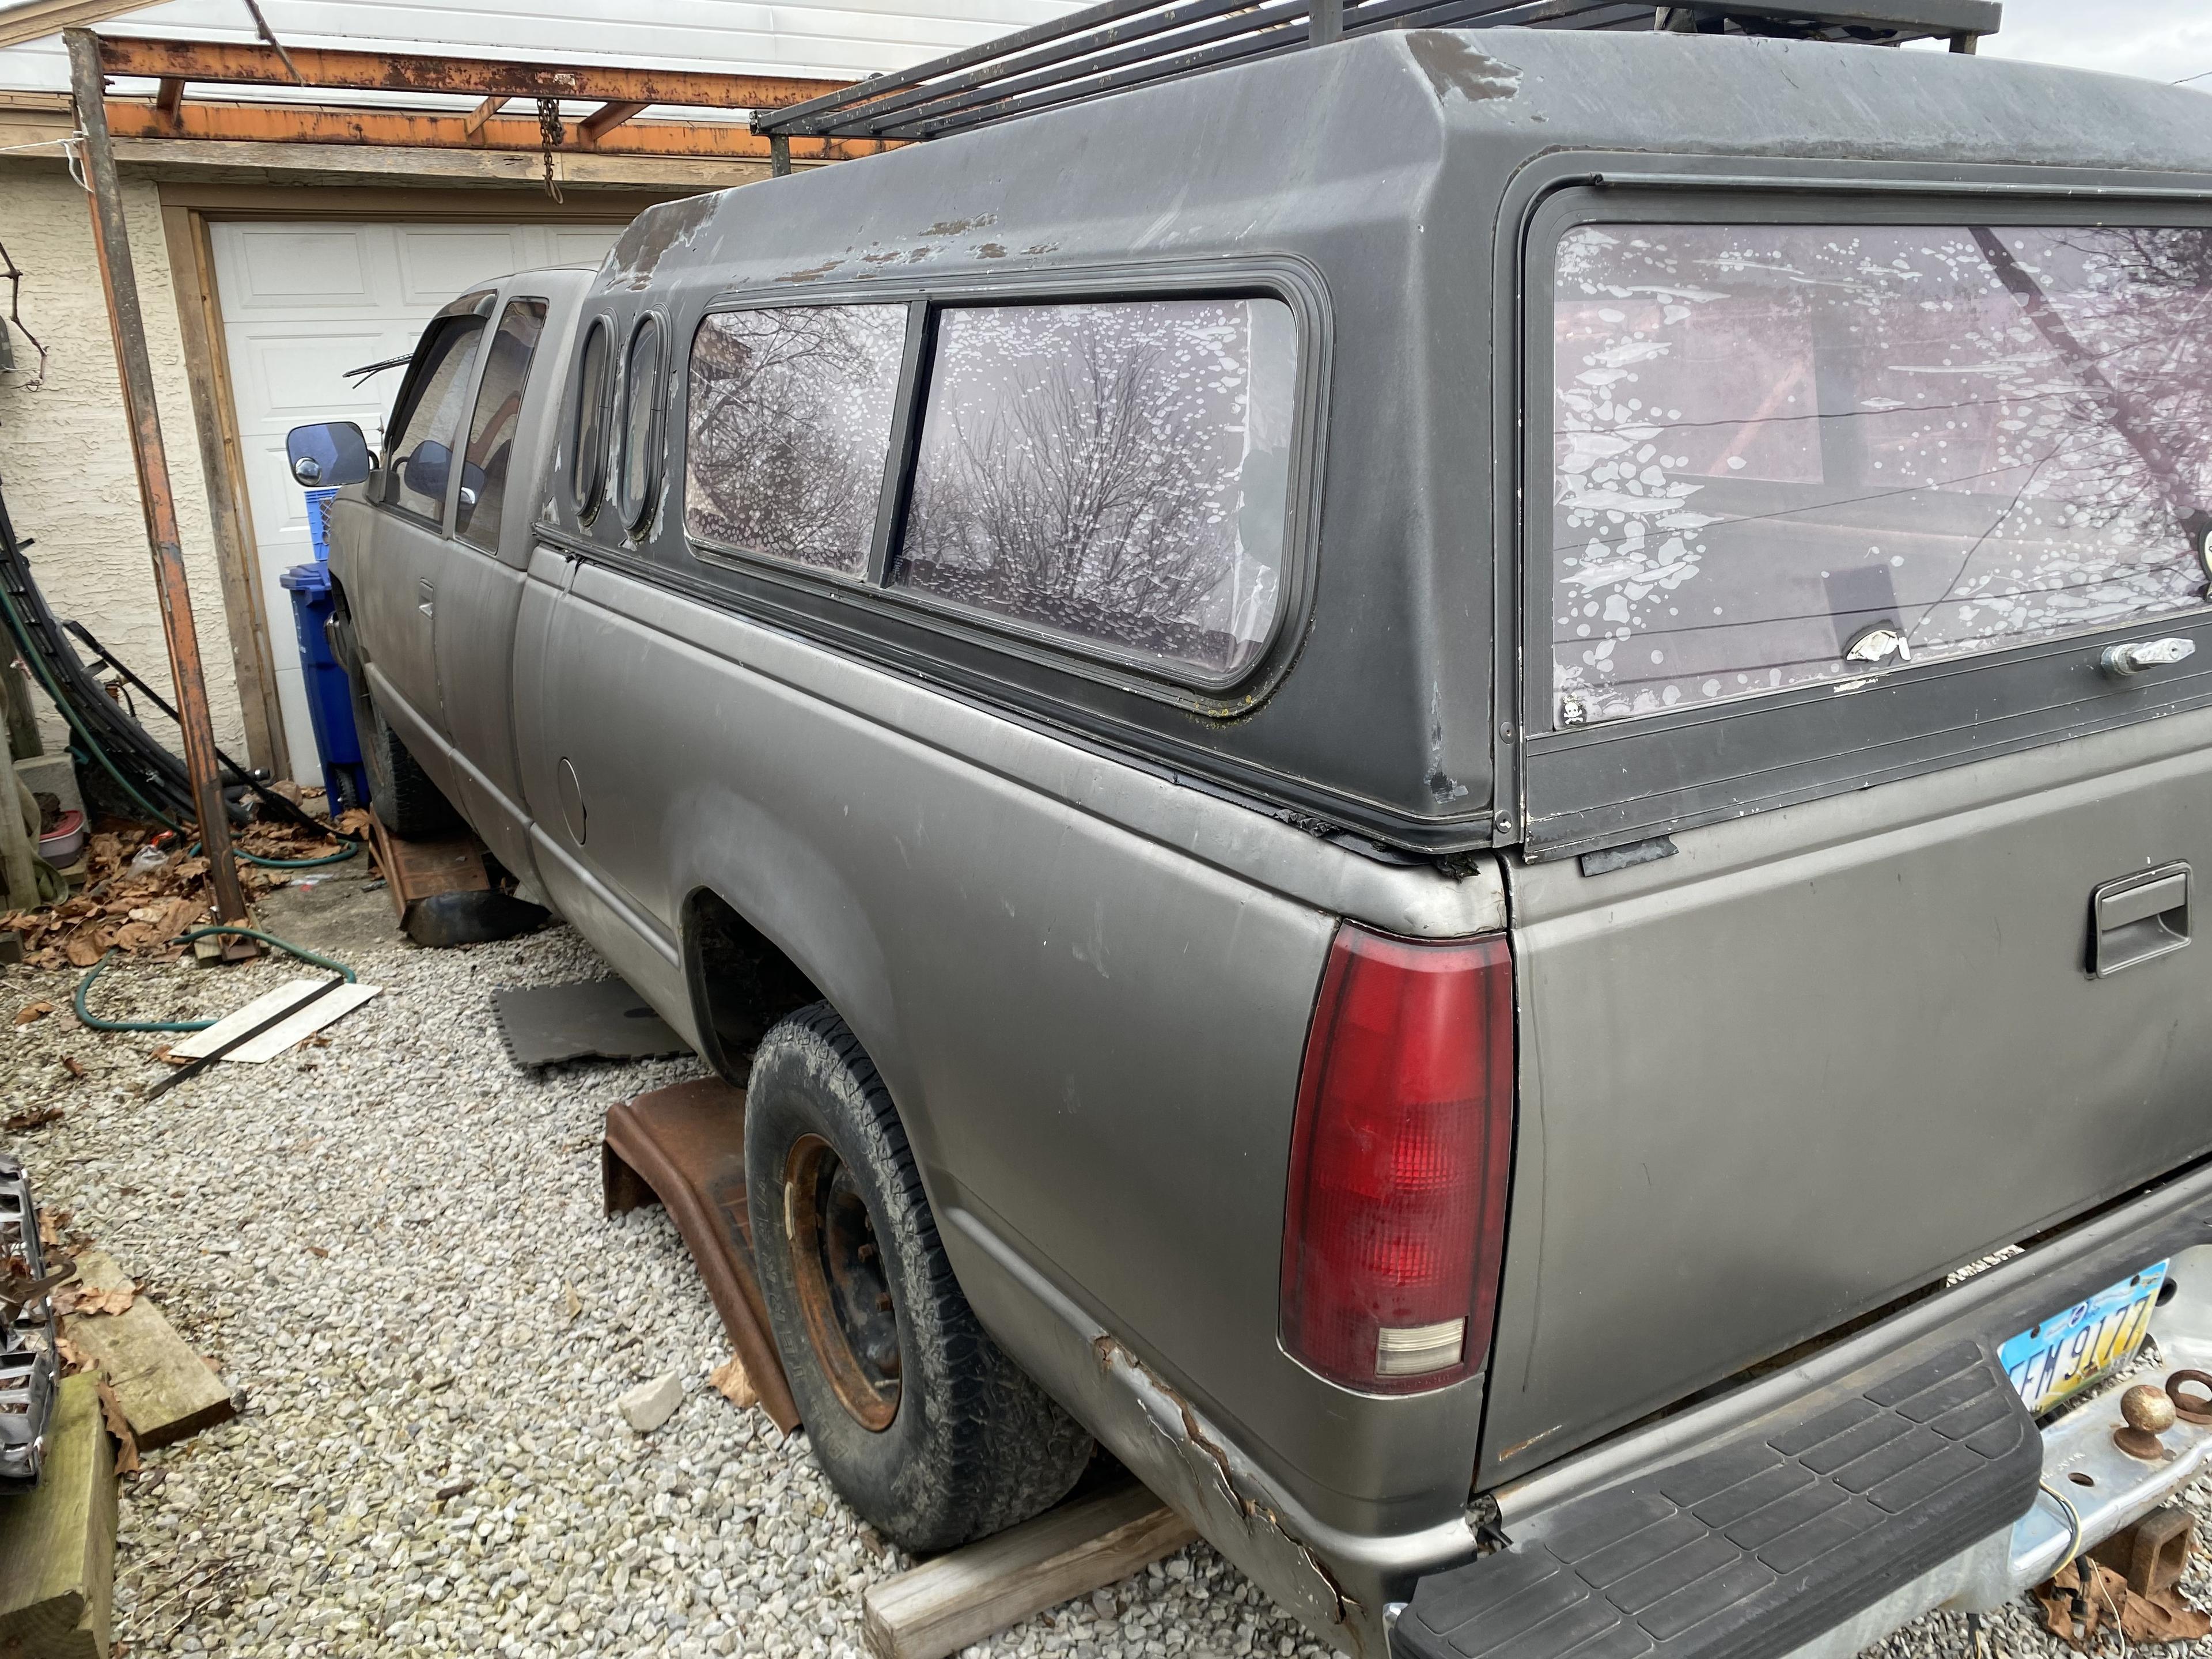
[
  {"x1": 418, "y1": 579, "x2": 434, "y2": 619},
  {"x1": 2090, "y1": 863, "x2": 2190, "y2": 977}
]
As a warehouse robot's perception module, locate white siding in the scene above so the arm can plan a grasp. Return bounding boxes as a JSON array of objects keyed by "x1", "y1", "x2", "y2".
[{"x1": 0, "y1": 0, "x2": 1087, "y2": 103}]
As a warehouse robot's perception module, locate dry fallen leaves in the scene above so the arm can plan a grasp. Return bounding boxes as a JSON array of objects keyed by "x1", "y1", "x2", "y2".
[
  {"x1": 55, "y1": 1282, "x2": 135, "y2": 1318},
  {"x1": 709, "y1": 1356, "x2": 759, "y2": 1410},
  {"x1": 1, "y1": 808, "x2": 359, "y2": 969},
  {"x1": 94, "y1": 1379, "x2": 141, "y2": 1476},
  {"x1": 3, "y1": 1104, "x2": 62, "y2": 1132},
  {"x1": 562, "y1": 1282, "x2": 583, "y2": 1322},
  {"x1": 2033, "y1": 1555, "x2": 2212, "y2": 1649},
  {"x1": 59, "y1": 1056, "x2": 86, "y2": 1081},
  {"x1": 12, "y1": 1000, "x2": 53, "y2": 1025}
]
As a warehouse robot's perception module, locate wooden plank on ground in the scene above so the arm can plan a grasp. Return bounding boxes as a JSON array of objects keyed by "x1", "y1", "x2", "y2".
[
  {"x1": 63, "y1": 1249, "x2": 233, "y2": 1450},
  {"x1": 863, "y1": 1479, "x2": 1198, "y2": 1659},
  {"x1": 0, "y1": 1373, "x2": 118, "y2": 1658}
]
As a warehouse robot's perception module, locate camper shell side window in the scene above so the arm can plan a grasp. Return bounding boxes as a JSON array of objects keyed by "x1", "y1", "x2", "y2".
[{"x1": 677, "y1": 283, "x2": 1307, "y2": 692}]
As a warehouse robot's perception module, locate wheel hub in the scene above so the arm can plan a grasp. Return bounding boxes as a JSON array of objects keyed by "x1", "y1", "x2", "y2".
[{"x1": 785, "y1": 1134, "x2": 900, "y2": 1431}]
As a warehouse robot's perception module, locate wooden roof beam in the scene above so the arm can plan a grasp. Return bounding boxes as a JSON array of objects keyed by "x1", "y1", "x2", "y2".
[
  {"x1": 578, "y1": 100, "x2": 650, "y2": 147},
  {"x1": 95, "y1": 35, "x2": 844, "y2": 112},
  {"x1": 461, "y1": 94, "x2": 503, "y2": 137},
  {"x1": 101, "y1": 97, "x2": 880, "y2": 161}
]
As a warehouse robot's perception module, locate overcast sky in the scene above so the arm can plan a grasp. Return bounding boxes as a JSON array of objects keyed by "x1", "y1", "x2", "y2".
[{"x1": 1972, "y1": 0, "x2": 2212, "y2": 88}]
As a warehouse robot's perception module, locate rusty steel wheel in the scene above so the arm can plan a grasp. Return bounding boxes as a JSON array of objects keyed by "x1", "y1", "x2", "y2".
[
  {"x1": 784, "y1": 1132, "x2": 901, "y2": 1431},
  {"x1": 745, "y1": 1002, "x2": 1094, "y2": 1551}
]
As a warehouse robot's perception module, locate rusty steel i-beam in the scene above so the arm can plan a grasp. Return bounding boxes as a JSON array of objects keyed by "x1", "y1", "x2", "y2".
[{"x1": 64, "y1": 27, "x2": 249, "y2": 927}]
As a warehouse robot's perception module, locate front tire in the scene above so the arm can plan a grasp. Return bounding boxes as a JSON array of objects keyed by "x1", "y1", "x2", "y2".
[
  {"x1": 746, "y1": 1003, "x2": 1093, "y2": 1551},
  {"x1": 354, "y1": 686, "x2": 458, "y2": 840}
]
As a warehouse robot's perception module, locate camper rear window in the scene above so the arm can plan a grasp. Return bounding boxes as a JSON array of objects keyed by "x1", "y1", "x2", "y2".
[
  {"x1": 893, "y1": 298, "x2": 1298, "y2": 681},
  {"x1": 1549, "y1": 223, "x2": 2212, "y2": 728}
]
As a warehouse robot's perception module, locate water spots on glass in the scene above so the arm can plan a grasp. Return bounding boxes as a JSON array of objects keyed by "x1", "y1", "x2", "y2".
[{"x1": 1550, "y1": 224, "x2": 2212, "y2": 726}]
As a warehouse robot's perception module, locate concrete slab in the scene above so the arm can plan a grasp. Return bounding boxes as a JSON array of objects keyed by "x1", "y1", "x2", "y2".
[{"x1": 248, "y1": 852, "x2": 404, "y2": 960}]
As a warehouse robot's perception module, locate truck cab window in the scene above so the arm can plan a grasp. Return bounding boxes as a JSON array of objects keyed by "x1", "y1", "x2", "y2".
[
  {"x1": 384, "y1": 315, "x2": 487, "y2": 525},
  {"x1": 685, "y1": 304, "x2": 908, "y2": 578},
  {"x1": 892, "y1": 297, "x2": 1299, "y2": 681},
  {"x1": 455, "y1": 298, "x2": 550, "y2": 552},
  {"x1": 571, "y1": 318, "x2": 611, "y2": 517},
  {"x1": 1550, "y1": 222, "x2": 2212, "y2": 726},
  {"x1": 617, "y1": 315, "x2": 664, "y2": 533}
]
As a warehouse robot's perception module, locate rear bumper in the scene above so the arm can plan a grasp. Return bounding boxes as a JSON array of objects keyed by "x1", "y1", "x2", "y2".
[{"x1": 1399, "y1": 1157, "x2": 2212, "y2": 1659}]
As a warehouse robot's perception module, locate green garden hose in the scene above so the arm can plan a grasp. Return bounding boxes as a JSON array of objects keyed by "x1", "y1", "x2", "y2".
[
  {"x1": 187, "y1": 840, "x2": 363, "y2": 872},
  {"x1": 73, "y1": 926, "x2": 358, "y2": 1034}
]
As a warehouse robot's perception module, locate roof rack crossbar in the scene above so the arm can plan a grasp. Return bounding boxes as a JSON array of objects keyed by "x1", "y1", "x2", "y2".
[
  {"x1": 760, "y1": 0, "x2": 1176, "y2": 132},
  {"x1": 894, "y1": 9, "x2": 1316, "y2": 138},
  {"x1": 783, "y1": 0, "x2": 1279, "y2": 138},
  {"x1": 756, "y1": 0, "x2": 1999, "y2": 145}
]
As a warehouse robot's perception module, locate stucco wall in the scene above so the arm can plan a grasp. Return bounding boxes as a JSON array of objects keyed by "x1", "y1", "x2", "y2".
[{"x1": 0, "y1": 158, "x2": 248, "y2": 765}]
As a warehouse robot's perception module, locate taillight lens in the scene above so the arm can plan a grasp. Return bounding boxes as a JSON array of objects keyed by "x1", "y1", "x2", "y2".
[{"x1": 1279, "y1": 924, "x2": 1514, "y2": 1394}]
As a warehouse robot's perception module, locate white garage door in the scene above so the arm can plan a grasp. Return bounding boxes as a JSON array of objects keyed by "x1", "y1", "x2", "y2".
[{"x1": 211, "y1": 220, "x2": 628, "y2": 776}]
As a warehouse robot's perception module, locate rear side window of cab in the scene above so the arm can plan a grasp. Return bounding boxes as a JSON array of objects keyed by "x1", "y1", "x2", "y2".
[{"x1": 682, "y1": 292, "x2": 1302, "y2": 687}]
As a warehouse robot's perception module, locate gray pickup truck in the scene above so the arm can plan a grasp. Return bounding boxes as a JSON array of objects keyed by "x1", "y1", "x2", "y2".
[{"x1": 286, "y1": 15, "x2": 2212, "y2": 1659}]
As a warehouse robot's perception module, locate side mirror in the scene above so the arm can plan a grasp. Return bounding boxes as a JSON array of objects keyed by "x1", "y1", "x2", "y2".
[
  {"x1": 287, "y1": 421, "x2": 372, "y2": 488},
  {"x1": 400, "y1": 439, "x2": 452, "y2": 501}
]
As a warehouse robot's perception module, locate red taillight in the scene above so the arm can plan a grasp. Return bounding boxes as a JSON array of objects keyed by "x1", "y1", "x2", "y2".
[{"x1": 1279, "y1": 923, "x2": 1514, "y2": 1394}]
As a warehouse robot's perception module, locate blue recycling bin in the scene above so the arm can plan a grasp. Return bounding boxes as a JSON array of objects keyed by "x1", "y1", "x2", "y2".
[{"x1": 278, "y1": 556, "x2": 368, "y2": 811}]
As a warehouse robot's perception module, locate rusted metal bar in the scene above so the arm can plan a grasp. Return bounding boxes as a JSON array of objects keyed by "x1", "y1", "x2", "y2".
[
  {"x1": 103, "y1": 99, "x2": 873, "y2": 160},
  {"x1": 96, "y1": 35, "x2": 843, "y2": 112},
  {"x1": 151, "y1": 74, "x2": 182, "y2": 126},
  {"x1": 64, "y1": 28, "x2": 249, "y2": 927},
  {"x1": 577, "y1": 99, "x2": 650, "y2": 146}
]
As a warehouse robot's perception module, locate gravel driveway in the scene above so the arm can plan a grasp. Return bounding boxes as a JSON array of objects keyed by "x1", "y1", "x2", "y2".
[{"x1": 3, "y1": 871, "x2": 2206, "y2": 1659}]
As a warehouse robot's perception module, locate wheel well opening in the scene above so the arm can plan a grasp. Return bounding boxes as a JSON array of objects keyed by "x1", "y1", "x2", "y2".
[{"x1": 683, "y1": 888, "x2": 823, "y2": 1084}]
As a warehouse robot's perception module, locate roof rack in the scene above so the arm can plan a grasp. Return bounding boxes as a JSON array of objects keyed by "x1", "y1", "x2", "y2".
[{"x1": 754, "y1": 0, "x2": 2000, "y2": 154}]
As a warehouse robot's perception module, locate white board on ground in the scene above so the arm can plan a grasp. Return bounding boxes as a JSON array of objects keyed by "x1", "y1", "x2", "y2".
[{"x1": 169, "y1": 978, "x2": 381, "y2": 1063}]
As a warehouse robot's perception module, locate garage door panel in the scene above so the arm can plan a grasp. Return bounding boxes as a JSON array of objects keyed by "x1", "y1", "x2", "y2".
[
  {"x1": 550, "y1": 228, "x2": 623, "y2": 267},
  {"x1": 392, "y1": 227, "x2": 534, "y2": 305},
  {"x1": 217, "y1": 225, "x2": 378, "y2": 311},
  {"x1": 229, "y1": 329, "x2": 398, "y2": 425}
]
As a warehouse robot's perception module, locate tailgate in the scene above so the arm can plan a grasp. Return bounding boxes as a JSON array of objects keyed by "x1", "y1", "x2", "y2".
[{"x1": 1481, "y1": 703, "x2": 2212, "y2": 1484}]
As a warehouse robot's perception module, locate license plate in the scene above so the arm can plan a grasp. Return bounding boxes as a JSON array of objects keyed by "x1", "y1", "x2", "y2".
[{"x1": 2001, "y1": 1262, "x2": 2168, "y2": 1416}]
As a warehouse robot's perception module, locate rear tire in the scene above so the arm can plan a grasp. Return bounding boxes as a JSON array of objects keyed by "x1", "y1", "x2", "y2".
[
  {"x1": 747, "y1": 1003, "x2": 1093, "y2": 1551},
  {"x1": 357, "y1": 695, "x2": 459, "y2": 839}
]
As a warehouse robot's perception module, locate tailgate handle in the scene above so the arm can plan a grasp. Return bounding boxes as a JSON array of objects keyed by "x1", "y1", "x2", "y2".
[{"x1": 2091, "y1": 863, "x2": 2191, "y2": 978}]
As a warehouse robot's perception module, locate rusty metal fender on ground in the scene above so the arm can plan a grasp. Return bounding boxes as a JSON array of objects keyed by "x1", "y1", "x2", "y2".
[{"x1": 603, "y1": 1078, "x2": 800, "y2": 1433}]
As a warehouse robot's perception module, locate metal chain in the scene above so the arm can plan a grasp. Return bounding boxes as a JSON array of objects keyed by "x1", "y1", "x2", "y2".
[{"x1": 536, "y1": 98, "x2": 566, "y2": 202}]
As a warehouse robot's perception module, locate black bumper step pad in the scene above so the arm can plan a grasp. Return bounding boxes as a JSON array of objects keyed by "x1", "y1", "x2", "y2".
[{"x1": 1399, "y1": 1341, "x2": 2041, "y2": 1659}]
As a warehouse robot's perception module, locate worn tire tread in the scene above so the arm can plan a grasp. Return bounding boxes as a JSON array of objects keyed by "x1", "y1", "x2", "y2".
[
  {"x1": 357, "y1": 692, "x2": 458, "y2": 839},
  {"x1": 748, "y1": 1003, "x2": 1093, "y2": 1550}
]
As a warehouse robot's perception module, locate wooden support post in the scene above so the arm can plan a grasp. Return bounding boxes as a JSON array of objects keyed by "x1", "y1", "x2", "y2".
[
  {"x1": 1309, "y1": 0, "x2": 1343, "y2": 46},
  {"x1": 1949, "y1": 31, "x2": 1977, "y2": 51},
  {"x1": 0, "y1": 1373, "x2": 119, "y2": 1659},
  {"x1": 862, "y1": 1480, "x2": 1198, "y2": 1659},
  {"x1": 64, "y1": 27, "x2": 249, "y2": 927},
  {"x1": 770, "y1": 131, "x2": 791, "y2": 177},
  {"x1": 152, "y1": 74, "x2": 183, "y2": 126},
  {"x1": 2, "y1": 656, "x2": 40, "y2": 759}
]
